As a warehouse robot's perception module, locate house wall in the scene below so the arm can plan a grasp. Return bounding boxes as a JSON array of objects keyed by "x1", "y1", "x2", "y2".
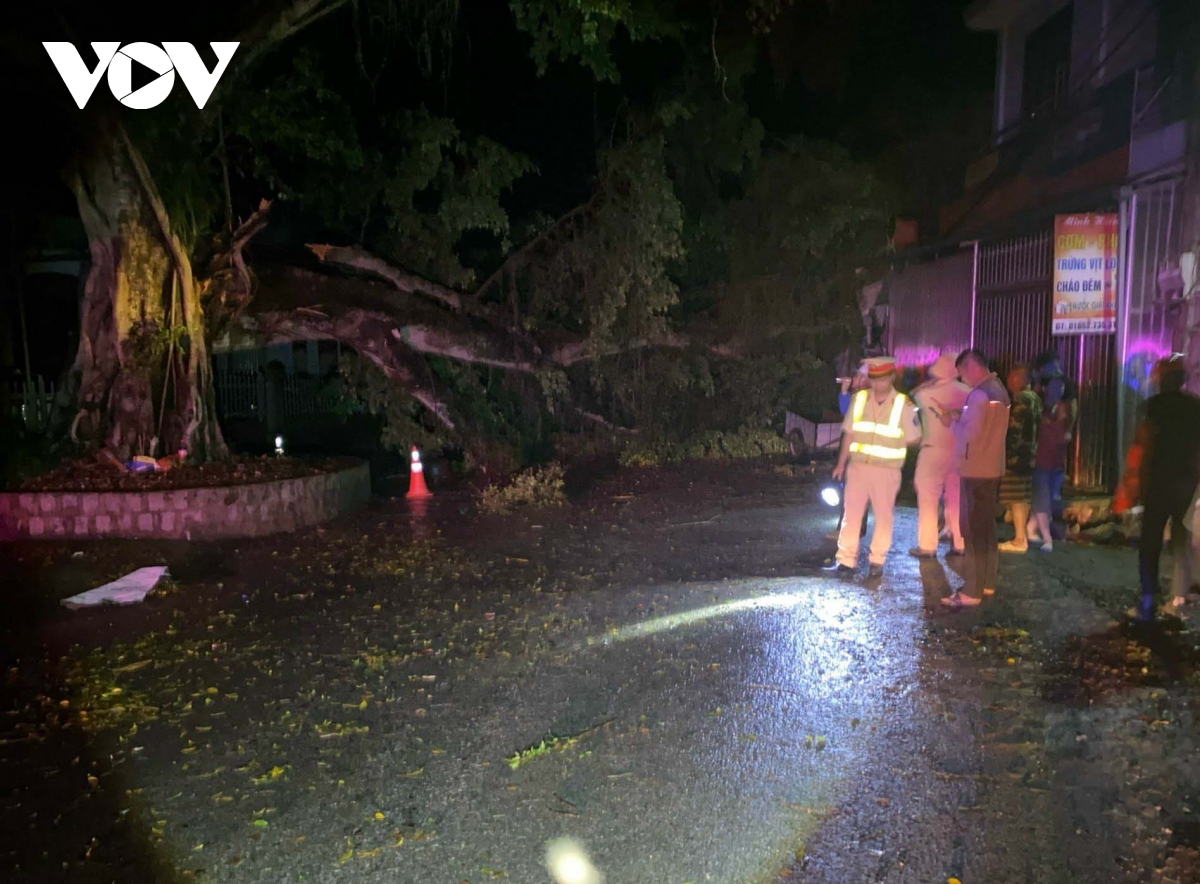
[
  {"x1": 994, "y1": 0, "x2": 1071, "y2": 135},
  {"x1": 990, "y1": 0, "x2": 1158, "y2": 137},
  {"x1": 885, "y1": 250, "x2": 976, "y2": 369},
  {"x1": 1069, "y1": 0, "x2": 1158, "y2": 94}
]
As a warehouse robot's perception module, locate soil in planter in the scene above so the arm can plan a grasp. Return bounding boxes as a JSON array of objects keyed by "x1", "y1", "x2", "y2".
[{"x1": 18, "y1": 455, "x2": 363, "y2": 492}]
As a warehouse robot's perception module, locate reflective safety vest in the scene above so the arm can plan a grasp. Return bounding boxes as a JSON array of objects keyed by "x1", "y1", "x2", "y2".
[{"x1": 847, "y1": 389, "x2": 909, "y2": 466}]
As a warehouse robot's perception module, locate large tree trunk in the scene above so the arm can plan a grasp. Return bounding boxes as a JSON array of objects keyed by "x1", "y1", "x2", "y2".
[{"x1": 60, "y1": 118, "x2": 228, "y2": 462}]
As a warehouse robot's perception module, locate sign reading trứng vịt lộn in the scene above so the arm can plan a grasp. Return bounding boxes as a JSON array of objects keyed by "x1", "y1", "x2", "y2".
[{"x1": 1052, "y1": 213, "x2": 1118, "y2": 335}]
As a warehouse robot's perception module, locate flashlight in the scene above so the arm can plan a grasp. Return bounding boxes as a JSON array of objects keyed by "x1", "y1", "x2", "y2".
[{"x1": 821, "y1": 484, "x2": 841, "y2": 507}]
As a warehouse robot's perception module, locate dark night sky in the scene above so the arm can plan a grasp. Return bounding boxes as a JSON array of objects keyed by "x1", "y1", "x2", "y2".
[{"x1": 4, "y1": 0, "x2": 993, "y2": 221}]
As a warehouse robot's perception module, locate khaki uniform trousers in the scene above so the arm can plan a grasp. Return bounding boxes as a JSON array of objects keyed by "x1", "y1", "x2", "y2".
[
  {"x1": 836, "y1": 461, "x2": 903, "y2": 568},
  {"x1": 913, "y1": 445, "x2": 962, "y2": 553}
]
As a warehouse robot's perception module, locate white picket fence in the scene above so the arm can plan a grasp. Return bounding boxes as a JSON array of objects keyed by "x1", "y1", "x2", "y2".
[{"x1": 6, "y1": 377, "x2": 55, "y2": 431}]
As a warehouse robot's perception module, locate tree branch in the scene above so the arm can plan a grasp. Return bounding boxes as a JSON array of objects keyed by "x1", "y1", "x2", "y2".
[
  {"x1": 224, "y1": 0, "x2": 352, "y2": 83},
  {"x1": 204, "y1": 198, "x2": 273, "y2": 326},
  {"x1": 118, "y1": 126, "x2": 194, "y2": 289},
  {"x1": 307, "y1": 244, "x2": 463, "y2": 311},
  {"x1": 472, "y1": 189, "x2": 605, "y2": 299},
  {"x1": 242, "y1": 307, "x2": 456, "y2": 430}
]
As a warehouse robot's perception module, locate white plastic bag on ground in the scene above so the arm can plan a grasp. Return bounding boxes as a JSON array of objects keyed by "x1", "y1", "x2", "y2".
[{"x1": 61, "y1": 566, "x2": 169, "y2": 609}]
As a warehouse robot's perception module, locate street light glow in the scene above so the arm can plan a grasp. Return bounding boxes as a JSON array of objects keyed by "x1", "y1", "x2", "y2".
[{"x1": 546, "y1": 837, "x2": 603, "y2": 884}]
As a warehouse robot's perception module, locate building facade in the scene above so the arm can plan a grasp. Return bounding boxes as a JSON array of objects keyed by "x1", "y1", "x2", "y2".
[{"x1": 885, "y1": 0, "x2": 1194, "y2": 491}]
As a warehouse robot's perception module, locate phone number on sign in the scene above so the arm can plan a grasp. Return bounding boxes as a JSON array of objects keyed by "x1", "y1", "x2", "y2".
[{"x1": 1053, "y1": 319, "x2": 1115, "y2": 333}]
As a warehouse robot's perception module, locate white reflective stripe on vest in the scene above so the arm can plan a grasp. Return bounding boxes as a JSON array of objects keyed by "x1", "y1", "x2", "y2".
[
  {"x1": 848, "y1": 441, "x2": 907, "y2": 459},
  {"x1": 850, "y1": 391, "x2": 906, "y2": 438},
  {"x1": 847, "y1": 390, "x2": 909, "y2": 464}
]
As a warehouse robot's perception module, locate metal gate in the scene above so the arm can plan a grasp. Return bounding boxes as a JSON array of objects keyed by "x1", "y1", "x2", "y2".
[
  {"x1": 1119, "y1": 177, "x2": 1185, "y2": 457},
  {"x1": 974, "y1": 230, "x2": 1119, "y2": 490}
]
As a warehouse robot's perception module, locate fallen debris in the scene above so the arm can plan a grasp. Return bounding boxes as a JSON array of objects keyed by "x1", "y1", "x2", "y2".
[{"x1": 61, "y1": 566, "x2": 170, "y2": 609}]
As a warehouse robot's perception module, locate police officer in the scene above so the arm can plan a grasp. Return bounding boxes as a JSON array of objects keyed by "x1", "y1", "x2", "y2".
[
  {"x1": 909, "y1": 353, "x2": 971, "y2": 558},
  {"x1": 825, "y1": 357, "x2": 922, "y2": 577}
]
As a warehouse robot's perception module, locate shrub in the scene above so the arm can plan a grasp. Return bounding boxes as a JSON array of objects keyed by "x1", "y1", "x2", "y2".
[
  {"x1": 617, "y1": 423, "x2": 785, "y2": 467},
  {"x1": 478, "y1": 463, "x2": 567, "y2": 514},
  {"x1": 683, "y1": 425, "x2": 787, "y2": 459}
]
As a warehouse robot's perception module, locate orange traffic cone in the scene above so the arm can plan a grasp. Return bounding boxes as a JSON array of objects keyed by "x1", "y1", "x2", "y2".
[{"x1": 406, "y1": 446, "x2": 432, "y2": 499}]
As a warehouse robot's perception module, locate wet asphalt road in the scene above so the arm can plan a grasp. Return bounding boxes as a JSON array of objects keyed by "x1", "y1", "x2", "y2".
[{"x1": 3, "y1": 461, "x2": 1200, "y2": 884}]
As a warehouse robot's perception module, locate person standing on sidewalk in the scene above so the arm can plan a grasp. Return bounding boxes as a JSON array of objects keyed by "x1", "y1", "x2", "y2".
[
  {"x1": 1133, "y1": 356, "x2": 1200, "y2": 622},
  {"x1": 909, "y1": 353, "x2": 971, "y2": 559},
  {"x1": 825, "y1": 356, "x2": 922, "y2": 578},
  {"x1": 941, "y1": 349, "x2": 1010, "y2": 608},
  {"x1": 1027, "y1": 351, "x2": 1076, "y2": 552},
  {"x1": 998, "y1": 364, "x2": 1042, "y2": 553}
]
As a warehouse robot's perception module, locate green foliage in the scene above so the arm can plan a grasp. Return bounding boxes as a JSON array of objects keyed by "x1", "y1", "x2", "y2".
[
  {"x1": 108, "y1": 1, "x2": 893, "y2": 474},
  {"x1": 721, "y1": 139, "x2": 891, "y2": 333},
  {"x1": 505, "y1": 729, "x2": 583, "y2": 768},
  {"x1": 618, "y1": 422, "x2": 785, "y2": 467},
  {"x1": 352, "y1": 0, "x2": 461, "y2": 83},
  {"x1": 230, "y1": 54, "x2": 534, "y2": 288},
  {"x1": 228, "y1": 50, "x2": 367, "y2": 212},
  {"x1": 373, "y1": 119, "x2": 535, "y2": 286},
  {"x1": 535, "y1": 368, "x2": 572, "y2": 412},
  {"x1": 333, "y1": 353, "x2": 447, "y2": 454},
  {"x1": 429, "y1": 358, "x2": 557, "y2": 469},
  {"x1": 509, "y1": 0, "x2": 675, "y2": 82},
  {"x1": 526, "y1": 137, "x2": 683, "y2": 350},
  {"x1": 123, "y1": 321, "x2": 190, "y2": 375},
  {"x1": 565, "y1": 136, "x2": 883, "y2": 460},
  {"x1": 335, "y1": 352, "x2": 562, "y2": 476},
  {"x1": 126, "y1": 108, "x2": 222, "y2": 251},
  {"x1": 478, "y1": 462, "x2": 566, "y2": 514}
]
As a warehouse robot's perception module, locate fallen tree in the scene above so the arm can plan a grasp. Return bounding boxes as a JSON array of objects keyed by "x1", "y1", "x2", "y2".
[
  {"x1": 19, "y1": 2, "x2": 886, "y2": 468},
  {"x1": 210, "y1": 133, "x2": 882, "y2": 455}
]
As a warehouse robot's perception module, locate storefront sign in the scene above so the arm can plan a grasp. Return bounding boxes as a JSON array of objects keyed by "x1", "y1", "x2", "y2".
[{"x1": 1052, "y1": 213, "x2": 1118, "y2": 335}]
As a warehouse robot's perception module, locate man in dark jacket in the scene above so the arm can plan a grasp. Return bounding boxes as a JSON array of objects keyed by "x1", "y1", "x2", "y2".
[{"x1": 1136, "y1": 356, "x2": 1200, "y2": 622}]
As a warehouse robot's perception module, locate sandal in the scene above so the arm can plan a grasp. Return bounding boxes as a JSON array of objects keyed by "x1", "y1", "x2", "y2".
[{"x1": 940, "y1": 592, "x2": 981, "y2": 608}]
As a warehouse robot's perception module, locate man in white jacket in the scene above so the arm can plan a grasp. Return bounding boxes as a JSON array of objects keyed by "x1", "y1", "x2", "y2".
[{"x1": 909, "y1": 353, "x2": 971, "y2": 558}]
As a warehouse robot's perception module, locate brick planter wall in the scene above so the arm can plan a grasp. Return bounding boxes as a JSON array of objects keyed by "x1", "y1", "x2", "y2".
[{"x1": 0, "y1": 462, "x2": 371, "y2": 541}]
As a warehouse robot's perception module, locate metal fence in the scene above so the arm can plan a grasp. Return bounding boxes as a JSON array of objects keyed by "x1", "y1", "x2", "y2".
[
  {"x1": 212, "y1": 371, "x2": 334, "y2": 420},
  {"x1": 974, "y1": 231, "x2": 1119, "y2": 491},
  {"x1": 4, "y1": 371, "x2": 332, "y2": 435},
  {"x1": 5, "y1": 377, "x2": 55, "y2": 432},
  {"x1": 213, "y1": 370, "x2": 264, "y2": 418},
  {"x1": 282, "y1": 375, "x2": 326, "y2": 416},
  {"x1": 1119, "y1": 177, "x2": 1184, "y2": 457}
]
